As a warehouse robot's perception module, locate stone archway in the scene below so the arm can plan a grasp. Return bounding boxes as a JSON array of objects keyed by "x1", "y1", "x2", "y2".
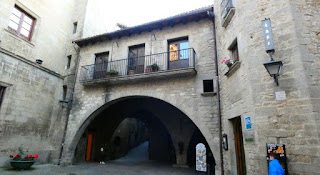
[{"x1": 63, "y1": 95, "x2": 220, "y2": 172}]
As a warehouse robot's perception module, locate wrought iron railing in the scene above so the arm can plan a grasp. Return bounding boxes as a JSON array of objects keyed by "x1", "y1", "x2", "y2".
[
  {"x1": 221, "y1": 0, "x2": 234, "y2": 19},
  {"x1": 80, "y1": 48, "x2": 195, "y2": 82}
]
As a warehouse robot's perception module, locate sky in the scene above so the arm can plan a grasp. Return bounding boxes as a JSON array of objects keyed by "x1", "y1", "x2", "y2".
[{"x1": 95, "y1": 0, "x2": 214, "y2": 32}]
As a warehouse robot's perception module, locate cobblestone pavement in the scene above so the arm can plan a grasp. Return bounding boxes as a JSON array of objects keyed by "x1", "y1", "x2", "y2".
[
  {"x1": 0, "y1": 142, "x2": 194, "y2": 175},
  {"x1": 0, "y1": 162, "x2": 194, "y2": 175}
]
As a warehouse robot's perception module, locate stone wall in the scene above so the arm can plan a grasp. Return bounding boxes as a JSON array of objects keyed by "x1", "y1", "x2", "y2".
[
  {"x1": 0, "y1": 48, "x2": 64, "y2": 167},
  {"x1": 0, "y1": 0, "x2": 92, "y2": 167},
  {"x1": 62, "y1": 18, "x2": 222, "y2": 174},
  {"x1": 0, "y1": 0, "x2": 78, "y2": 73},
  {"x1": 214, "y1": 0, "x2": 320, "y2": 174}
]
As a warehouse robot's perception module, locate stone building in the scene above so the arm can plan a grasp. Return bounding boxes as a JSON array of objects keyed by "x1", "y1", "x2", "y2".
[
  {"x1": 0, "y1": 0, "x2": 319, "y2": 175},
  {"x1": 63, "y1": 6, "x2": 221, "y2": 173},
  {"x1": 214, "y1": 0, "x2": 320, "y2": 174},
  {"x1": 0, "y1": 0, "x2": 108, "y2": 167}
]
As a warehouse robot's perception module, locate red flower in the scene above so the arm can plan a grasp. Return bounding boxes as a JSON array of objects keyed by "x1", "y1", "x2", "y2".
[
  {"x1": 29, "y1": 155, "x2": 33, "y2": 158},
  {"x1": 14, "y1": 155, "x2": 19, "y2": 158},
  {"x1": 9, "y1": 155, "x2": 13, "y2": 158},
  {"x1": 35, "y1": 154, "x2": 38, "y2": 159},
  {"x1": 25, "y1": 156, "x2": 28, "y2": 158}
]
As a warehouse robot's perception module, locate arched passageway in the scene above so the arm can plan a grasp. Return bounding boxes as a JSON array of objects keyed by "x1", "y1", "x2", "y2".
[{"x1": 72, "y1": 96, "x2": 215, "y2": 170}]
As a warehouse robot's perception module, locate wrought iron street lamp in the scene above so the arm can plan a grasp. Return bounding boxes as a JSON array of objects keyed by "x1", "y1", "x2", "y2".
[
  {"x1": 262, "y1": 18, "x2": 283, "y2": 86},
  {"x1": 263, "y1": 59, "x2": 283, "y2": 86}
]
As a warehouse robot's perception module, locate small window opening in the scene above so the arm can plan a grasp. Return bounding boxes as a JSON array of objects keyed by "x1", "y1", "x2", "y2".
[
  {"x1": 73, "y1": 22, "x2": 78, "y2": 34},
  {"x1": 63, "y1": 85, "x2": 67, "y2": 100},
  {"x1": 67, "y1": 55, "x2": 72, "y2": 69},
  {"x1": 228, "y1": 39, "x2": 239, "y2": 62},
  {"x1": 0, "y1": 86, "x2": 6, "y2": 110},
  {"x1": 203, "y1": 80, "x2": 214, "y2": 93}
]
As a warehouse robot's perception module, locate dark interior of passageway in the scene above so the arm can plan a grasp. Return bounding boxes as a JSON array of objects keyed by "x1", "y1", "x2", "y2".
[{"x1": 73, "y1": 96, "x2": 214, "y2": 170}]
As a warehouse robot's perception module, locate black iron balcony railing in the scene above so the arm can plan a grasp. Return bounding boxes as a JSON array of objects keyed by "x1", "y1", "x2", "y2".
[
  {"x1": 221, "y1": 0, "x2": 234, "y2": 19},
  {"x1": 80, "y1": 48, "x2": 195, "y2": 82}
]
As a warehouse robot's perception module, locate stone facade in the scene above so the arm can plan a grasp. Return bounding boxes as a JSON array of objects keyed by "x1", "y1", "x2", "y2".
[
  {"x1": 0, "y1": 0, "x2": 109, "y2": 167},
  {"x1": 61, "y1": 17, "x2": 222, "y2": 174},
  {"x1": 0, "y1": 0, "x2": 319, "y2": 174},
  {"x1": 214, "y1": 0, "x2": 320, "y2": 174}
]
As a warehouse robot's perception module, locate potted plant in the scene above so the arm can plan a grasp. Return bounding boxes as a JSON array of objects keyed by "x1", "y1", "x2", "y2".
[
  {"x1": 151, "y1": 63, "x2": 159, "y2": 72},
  {"x1": 9, "y1": 147, "x2": 38, "y2": 170},
  {"x1": 221, "y1": 57, "x2": 238, "y2": 68},
  {"x1": 106, "y1": 70, "x2": 119, "y2": 77},
  {"x1": 128, "y1": 65, "x2": 135, "y2": 75}
]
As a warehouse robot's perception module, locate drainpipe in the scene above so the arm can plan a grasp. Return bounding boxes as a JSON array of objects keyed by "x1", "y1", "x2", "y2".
[
  {"x1": 58, "y1": 42, "x2": 81, "y2": 165},
  {"x1": 208, "y1": 9, "x2": 224, "y2": 175}
]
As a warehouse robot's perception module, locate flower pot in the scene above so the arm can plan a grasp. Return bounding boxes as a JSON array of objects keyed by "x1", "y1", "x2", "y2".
[
  {"x1": 10, "y1": 160, "x2": 34, "y2": 170},
  {"x1": 128, "y1": 70, "x2": 135, "y2": 75},
  {"x1": 106, "y1": 74, "x2": 118, "y2": 78},
  {"x1": 226, "y1": 62, "x2": 233, "y2": 68},
  {"x1": 152, "y1": 67, "x2": 159, "y2": 72},
  {"x1": 145, "y1": 67, "x2": 152, "y2": 73}
]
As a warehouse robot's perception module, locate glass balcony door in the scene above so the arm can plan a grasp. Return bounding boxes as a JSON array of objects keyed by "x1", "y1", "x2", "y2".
[
  {"x1": 128, "y1": 44, "x2": 145, "y2": 74},
  {"x1": 94, "y1": 52, "x2": 109, "y2": 79},
  {"x1": 168, "y1": 40, "x2": 189, "y2": 70}
]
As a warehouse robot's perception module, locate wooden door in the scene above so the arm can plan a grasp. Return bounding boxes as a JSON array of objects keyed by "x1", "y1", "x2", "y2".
[
  {"x1": 86, "y1": 134, "x2": 93, "y2": 161},
  {"x1": 232, "y1": 117, "x2": 246, "y2": 175}
]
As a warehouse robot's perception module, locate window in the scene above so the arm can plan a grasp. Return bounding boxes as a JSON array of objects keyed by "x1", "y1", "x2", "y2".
[
  {"x1": 128, "y1": 44, "x2": 145, "y2": 74},
  {"x1": 73, "y1": 22, "x2": 78, "y2": 34},
  {"x1": 63, "y1": 85, "x2": 67, "y2": 100},
  {"x1": 168, "y1": 37, "x2": 189, "y2": 69},
  {"x1": 94, "y1": 52, "x2": 109, "y2": 79},
  {"x1": 203, "y1": 80, "x2": 214, "y2": 93},
  {"x1": 67, "y1": 55, "x2": 72, "y2": 69},
  {"x1": 8, "y1": 6, "x2": 36, "y2": 41},
  {"x1": 169, "y1": 39, "x2": 189, "y2": 61},
  {"x1": 0, "y1": 86, "x2": 6, "y2": 109},
  {"x1": 221, "y1": 0, "x2": 235, "y2": 27},
  {"x1": 229, "y1": 40, "x2": 239, "y2": 62}
]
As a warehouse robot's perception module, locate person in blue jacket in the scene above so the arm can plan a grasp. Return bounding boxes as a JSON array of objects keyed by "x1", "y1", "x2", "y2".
[{"x1": 269, "y1": 153, "x2": 285, "y2": 175}]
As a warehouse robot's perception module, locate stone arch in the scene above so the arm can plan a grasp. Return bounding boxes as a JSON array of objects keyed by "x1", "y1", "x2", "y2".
[{"x1": 64, "y1": 95, "x2": 219, "y2": 168}]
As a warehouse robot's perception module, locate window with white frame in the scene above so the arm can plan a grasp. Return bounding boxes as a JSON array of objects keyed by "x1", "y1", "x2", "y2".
[{"x1": 8, "y1": 6, "x2": 36, "y2": 41}]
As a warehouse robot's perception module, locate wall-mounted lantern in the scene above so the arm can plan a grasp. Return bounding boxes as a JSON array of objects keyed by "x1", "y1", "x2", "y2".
[
  {"x1": 222, "y1": 134, "x2": 228, "y2": 150},
  {"x1": 262, "y1": 18, "x2": 283, "y2": 86}
]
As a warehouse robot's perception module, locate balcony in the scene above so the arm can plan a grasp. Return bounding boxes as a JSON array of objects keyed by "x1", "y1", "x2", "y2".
[
  {"x1": 80, "y1": 48, "x2": 197, "y2": 86},
  {"x1": 221, "y1": 0, "x2": 235, "y2": 27}
]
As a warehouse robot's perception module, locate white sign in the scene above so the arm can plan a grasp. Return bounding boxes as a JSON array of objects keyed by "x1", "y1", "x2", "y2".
[
  {"x1": 196, "y1": 143, "x2": 207, "y2": 172},
  {"x1": 275, "y1": 91, "x2": 286, "y2": 101}
]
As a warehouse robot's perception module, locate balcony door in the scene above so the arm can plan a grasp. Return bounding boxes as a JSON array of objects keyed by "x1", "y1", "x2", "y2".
[
  {"x1": 94, "y1": 52, "x2": 109, "y2": 79},
  {"x1": 168, "y1": 39, "x2": 189, "y2": 70},
  {"x1": 128, "y1": 44, "x2": 145, "y2": 74}
]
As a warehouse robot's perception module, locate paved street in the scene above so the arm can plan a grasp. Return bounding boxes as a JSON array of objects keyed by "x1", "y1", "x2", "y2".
[{"x1": 0, "y1": 142, "x2": 194, "y2": 175}]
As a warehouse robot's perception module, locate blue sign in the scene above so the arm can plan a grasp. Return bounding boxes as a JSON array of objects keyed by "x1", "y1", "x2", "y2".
[{"x1": 245, "y1": 117, "x2": 252, "y2": 130}]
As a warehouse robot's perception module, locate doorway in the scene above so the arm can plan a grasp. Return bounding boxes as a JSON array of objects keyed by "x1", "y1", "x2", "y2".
[
  {"x1": 231, "y1": 117, "x2": 246, "y2": 175},
  {"x1": 94, "y1": 52, "x2": 109, "y2": 79},
  {"x1": 128, "y1": 44, "x2": 145, "y2": 74},
  {"x1": 168, "y1": 38, "x2": 189, "y2": 70}
]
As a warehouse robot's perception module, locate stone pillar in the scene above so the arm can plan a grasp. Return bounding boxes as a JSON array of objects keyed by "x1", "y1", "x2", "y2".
[{"x1": 173, "y1": 141, "x2": 189, "y2": 168}]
